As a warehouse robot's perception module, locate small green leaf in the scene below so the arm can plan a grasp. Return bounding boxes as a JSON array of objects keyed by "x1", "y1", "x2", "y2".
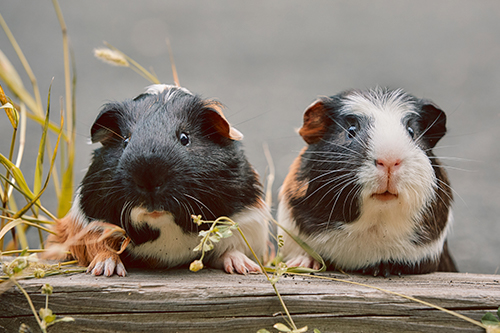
[
  {"x1": 0, "y1": 102, "x2": 18, "y2": 129},
  {"x1": 256, "y1": 330, "x2": 271, "y2": 333},
  {"x1": 482, "y1": 312, "x2": 500, "y2": 326},
  {"x1": 218, "y1": 227, "x2": 233, "y2": 238},
  {"x1": 294, "y1": 326, "x2": 308, "y2": 333},
  {"x1": 44, "y1": 314, "x2": 56, "y2": 324},
  {"x1": 199, "y1": 230, "x2": 209, "y2": 237},
  {"x1": 313, "y1": 329, "x2": 322, "y2": 333},
  {"x1": 273, "y1": 323, "x2": 291, "y2": 332},
  {"x1": 39, "y1": 308, "x2": 53, "y2": 320},
  {"x1": 202, "y1": 242, "x2": 214, "y2": 252},
  {"x1": 209, "y1": 233, "x2": 221, "y2": 243}
]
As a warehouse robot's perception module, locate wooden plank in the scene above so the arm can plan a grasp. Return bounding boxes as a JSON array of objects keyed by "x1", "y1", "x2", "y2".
[{"x1": 0, "y1": 269, "x2": 498, "y2": 332}]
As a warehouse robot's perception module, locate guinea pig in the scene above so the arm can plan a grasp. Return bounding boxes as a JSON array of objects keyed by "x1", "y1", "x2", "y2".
[
  {"x1": 278, "y1": 87, "x2": 457, "y2": 277},
  {"x1": 45, "y1": 84, "x2": 270, "y2": 276}
]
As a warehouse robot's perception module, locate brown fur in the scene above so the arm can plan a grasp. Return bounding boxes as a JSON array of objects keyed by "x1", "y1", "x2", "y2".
[
  {"x1": 280, "y1": 147, "x2": 308, "y2": 202},
  {"x1": 298, "y1": 100, "x2": 331, "y2": 144},
  {"x1": 44, "y1": 215, "x2": 127, "y2": 268}
]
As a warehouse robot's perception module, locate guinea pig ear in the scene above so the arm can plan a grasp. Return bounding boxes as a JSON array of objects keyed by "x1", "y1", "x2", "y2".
[
  {"x1": 203, "y1": 100, "x2": 243, "y2": 141},
  {"x1": 299, "y1": 99, "x2": 330, "y2": 144},
  {"x1": 419, "y1": 100, "x2": 447, "y2": 148},
  {"x1": 90, "y1": 106, "x2": 123, "y2": 144}
]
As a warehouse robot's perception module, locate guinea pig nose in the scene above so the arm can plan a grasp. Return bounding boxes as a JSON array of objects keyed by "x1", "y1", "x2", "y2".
[
  {"x1": 132, "y1": 172, "x2": 165, "y2": 193},
  {"x1": 375, "y1": 158, "x2": 402, "y2": 172}
]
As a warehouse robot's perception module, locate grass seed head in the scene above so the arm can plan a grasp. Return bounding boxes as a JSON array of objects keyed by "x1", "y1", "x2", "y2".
[{"x1": 93, "y1": 48, "x2": 129, "y2": 67}]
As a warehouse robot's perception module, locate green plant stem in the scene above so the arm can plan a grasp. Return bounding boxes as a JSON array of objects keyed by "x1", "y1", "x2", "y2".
[
  {"x1": 104, "y1": 42, "x2": 160, "y2": 84},
  {"x1": 0, "y1": 179, "x2": 56, "y2": 221},
  {"x1": 236, "y1": 225, "x2": 297, "y2": 331},
  {"x1": 10, "y1": 277, "x2": 46, "y2": 333},
  {"x1": 290, "y1": 272, "x2": 487, "y2": 330},
  {"x1": 1, "y1": 248, "x2": 45, "y2": 255},
  {"x1": 52, "y1": 0, "x2": 76, "y2": 217}
]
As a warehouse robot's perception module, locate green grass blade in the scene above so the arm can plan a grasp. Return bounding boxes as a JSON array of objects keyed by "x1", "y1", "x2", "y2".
[
  {"x1": 33, "y1": 82, "x2": 52, "y2": 214},
  {"x1": 0, "y1": 97, "x2": 18, "y2": 130},
  {"x1": 57, "y1": 165, "x2": 73, "y2": 217},
  {"x1": 273, "y1": 220, "x2": 327, "y2": 273},
  {"x1": 0, "y1": 218, "x2": 24, "y2": 243},
  {"x1": 25, "y1": 112, "x2": 66, "y2": 140},
  {"x1": 0, "y1": 153, "x2": 35, "y2": 200},
  {"x1": 14, "y1": 111, "x2": 63, "y2": 220}
]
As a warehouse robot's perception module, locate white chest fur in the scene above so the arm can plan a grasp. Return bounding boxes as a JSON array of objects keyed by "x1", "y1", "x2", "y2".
[
  {"x1": 126, "y1": 207, "x2": 201, "y2": 267},
  {"x1": 125, "y1": 205, "x2": 270, "y2": 268},
  {"x1": 279, "y1": 200, "x2": 452, "y2": 270}
]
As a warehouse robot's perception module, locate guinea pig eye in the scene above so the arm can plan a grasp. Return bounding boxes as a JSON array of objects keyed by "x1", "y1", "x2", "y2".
[
  {"x1": 347, "y1": 125, "x2": 357, "y2": 139},
  {"x1": 407, "y1": 126, "x2": 415, "y2": 139},
  {"x1": 123, "y1": 137, "x2": 130, "y2": 148},
  {"x1": 179, "y1": 132, "x2": 190, "y2": 146}
]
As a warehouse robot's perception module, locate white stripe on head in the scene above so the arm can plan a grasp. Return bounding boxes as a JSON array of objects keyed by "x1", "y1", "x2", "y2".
[{"x1": 143, "y1": 84, "x2": 193, "y2": 103}]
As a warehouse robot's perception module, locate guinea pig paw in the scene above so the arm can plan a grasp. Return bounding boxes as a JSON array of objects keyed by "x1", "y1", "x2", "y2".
[
  {"x1": 286, "y1": 254, "x2": 321, "y2": 270},
  {"x1": 87, "y1": 254, "x2": 127, "y2": 277},
  {"x1": 219, "y1": 250, "x2": 261, "y2": 275}
]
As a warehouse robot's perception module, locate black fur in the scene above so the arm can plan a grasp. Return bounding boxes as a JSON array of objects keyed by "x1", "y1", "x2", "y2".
[{"x1": 79, "y1": 88, "x2": 262, "y2": 247}]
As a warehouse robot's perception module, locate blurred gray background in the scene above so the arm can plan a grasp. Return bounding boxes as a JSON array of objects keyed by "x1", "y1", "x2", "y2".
[{"x1": 1, "y1": 1, "x2": 499, "y2": 274}]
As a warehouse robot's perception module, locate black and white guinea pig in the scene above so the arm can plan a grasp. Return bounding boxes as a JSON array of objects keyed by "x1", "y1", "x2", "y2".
[
  {"x1": 45, "y1": 84, "x2": 270, "y2": 276},
  {"x1": 278, "y1": 88, "x2": 457, "y2": 277}
]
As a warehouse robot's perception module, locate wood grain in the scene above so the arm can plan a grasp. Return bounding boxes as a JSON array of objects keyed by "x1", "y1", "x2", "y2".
[{"x1": 1, "y1": 269, "x2": 498, "y2": 332}]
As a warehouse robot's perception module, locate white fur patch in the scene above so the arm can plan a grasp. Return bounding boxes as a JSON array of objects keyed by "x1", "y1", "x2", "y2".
[
  {"x1": 279, "y1": 200, "x2": 451, "y2": 270},
  {"x1": 68, "y1": 192, "x2": 89, "y2": 228},
  {"x1": 126, "y1": 207, "x2": 201, "y2": 267},
  {"x1": 143, "y1": 84, "x2": 193, "y2": 102},
  {"x1": 126, "y1": 204, "x2": 270, "y2": 268}
]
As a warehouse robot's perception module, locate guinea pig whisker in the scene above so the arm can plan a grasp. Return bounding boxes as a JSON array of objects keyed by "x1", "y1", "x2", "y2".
[
  {"x1": 172, "y1": 195, "x2": 197, "y2": 233},
  {"x1": 431, "y1": 164, "x2": 474, "y2": 173},
  {"x1": 331, "y1": 118, "x2": 370, "y2": 151},
  {"x1": 415, "y1": 115, "x2": 444, "y2": 144},
  {"x1": 184, "y1": 193, "x2": 216, "y2": 218},
  {"x1": 120, "y1": 201, "x2": 133, "y2": 231},
  {"x1": 298, "y1": 171, "x2": 353, "y2": 200},
  {"x1": 435, "y1": 178, "x2": 463, "y2": 204},
  {"x1": 300, "y1": 157, "x2": 360, "y2": 166},
  {"x1": 302, "y1": 173, "x2": 356, "y2": 206},
  {"x1": 325, "y1": 179, "x2": 359, "y2": 227},
  {"x1": 93, "y1": 123, "x2": 126, "y2": 141},
  {"x1": 347, "y1": 184, "x2": 363, "y2": 218},
  {"x1": 325, "y1": 142, "x2": 365, "y2": 159}
]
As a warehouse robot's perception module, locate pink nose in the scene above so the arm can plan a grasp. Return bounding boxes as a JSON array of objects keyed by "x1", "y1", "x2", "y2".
[{"x1": 375, "y1": 158, "x2": 402, "y2": 172}]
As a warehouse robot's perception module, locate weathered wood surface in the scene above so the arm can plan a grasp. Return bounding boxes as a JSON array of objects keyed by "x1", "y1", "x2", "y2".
[{"x1": 0, "y1": 269, "x2": 498, "y2": 333}]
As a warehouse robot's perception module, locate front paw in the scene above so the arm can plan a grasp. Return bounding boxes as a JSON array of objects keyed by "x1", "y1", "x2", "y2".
[
  {"x1": 87, "y1": 252, "x2": 127, "y2": 277},
  {"x1": 214, "y1": 249, "x2": 261, "y2": 275},
  {"x1": 286, "y1": 254, "x2": 321, "y2": 270}
]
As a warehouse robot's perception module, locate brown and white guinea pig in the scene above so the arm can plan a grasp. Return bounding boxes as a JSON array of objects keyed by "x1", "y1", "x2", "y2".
[
  {"x1": 278, "y1": 87, "x2": 457, "y2": 277},
  {"x1": 45, "y1": 84, "x2": 270, "y2": 276}
]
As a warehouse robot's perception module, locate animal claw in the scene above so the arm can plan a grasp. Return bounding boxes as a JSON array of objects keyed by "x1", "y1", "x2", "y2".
[{"x1": 87, "y1": 253, "x2": 127, "y2": 277}]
